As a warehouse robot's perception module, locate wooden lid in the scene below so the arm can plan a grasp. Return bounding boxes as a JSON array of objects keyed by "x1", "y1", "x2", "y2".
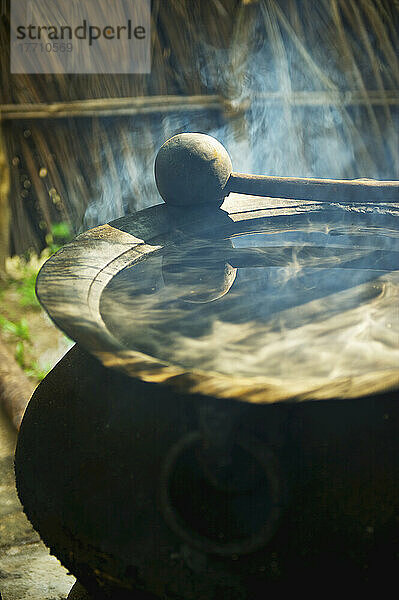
[{"x1": 36, "y1": 196, "x2": 399, "y2": 403}]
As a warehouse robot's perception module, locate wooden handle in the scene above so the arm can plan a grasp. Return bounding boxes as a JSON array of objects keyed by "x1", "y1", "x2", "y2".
[{"x1": 228, "y1": 173, "x2": 399, "y2": 203}]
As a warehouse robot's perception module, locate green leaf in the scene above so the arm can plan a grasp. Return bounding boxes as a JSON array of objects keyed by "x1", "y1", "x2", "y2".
[
  {"x1": 15, "y1": 318, "x2": 30, "y2": 341},
  {"x1": 15, "y1": 341, "x2": 25, "y2": 368},
  {"x1": 24, "y1": 361, "x2": 50, "y2": 381},
  {"x1": 0, "y1": 316, "x2": 30, "y2": 341},
  {"x1": 51, "y1": 222, "x2": 71, "y2": 240},
  {"x1": 0, "y1": 317, "x2": 19, "y2": 336},
  {"x1": 18, "y1": 271, "x2": 40, "y2": 309}
]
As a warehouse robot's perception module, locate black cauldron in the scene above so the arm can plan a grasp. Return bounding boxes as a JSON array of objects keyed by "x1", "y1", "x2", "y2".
[{"x1": 15, "y1": 134, "x2": 399, "y2": 598}]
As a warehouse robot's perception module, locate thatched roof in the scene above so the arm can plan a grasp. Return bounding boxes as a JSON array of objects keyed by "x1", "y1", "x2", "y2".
[{"x1": 0, "y1": 0, "x2": 398, "y2": 255}]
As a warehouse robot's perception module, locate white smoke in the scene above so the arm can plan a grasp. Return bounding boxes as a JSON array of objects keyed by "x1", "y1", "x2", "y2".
[{"x1": 82, "y1": 3, "x2": 398, "y2": 229}]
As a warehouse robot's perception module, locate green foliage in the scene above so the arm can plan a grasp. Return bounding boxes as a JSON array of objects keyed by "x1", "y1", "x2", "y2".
[
  {"x1": 0, "y1": 316, "x2": 31, "y2": 341},
  {"x1": 4, "y1": 221, "x2": 73, "y2": 310},
  {"x1": 0, "y1": 221, "x2": 73, "y2": 382},
  {"x1": 0, "y1": 316, "x2": 30, "y2": 368},
  {"x1": 24, "y1": 361, "x2": 50, "y2": 381},
  {"x1": 18, "y1": 270, "x2": 40, "y2": 308},
  {"x1": 15, "y1": 340, "x2": 25, "y2": 368},
  {"x1": 45, "y1": 221, "x2": 72, "y2": 254},
  {"x1": 0, "y1": 314, "x2": 50, "y2": 378}
]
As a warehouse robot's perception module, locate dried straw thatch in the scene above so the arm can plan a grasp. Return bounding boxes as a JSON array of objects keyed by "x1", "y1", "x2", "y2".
[{"x1": 0, "y1": 0, "x2": 398, "y2": 256}]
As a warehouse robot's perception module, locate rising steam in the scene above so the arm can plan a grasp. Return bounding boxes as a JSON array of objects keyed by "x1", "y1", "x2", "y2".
[{"x1": 83, "y1": 2, "x2": 398, "y2": 228}]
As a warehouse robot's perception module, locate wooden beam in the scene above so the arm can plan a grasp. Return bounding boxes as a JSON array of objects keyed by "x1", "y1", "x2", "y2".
[
  {"x1": 0, "y1": 95, "x2": 226, "y2": 120},
  {"x1": 253, "y1": 89, "x2": 399, "y2": 107},
  {"x1": 0, "y1": 90, "x2": 398, "y2": 120}
]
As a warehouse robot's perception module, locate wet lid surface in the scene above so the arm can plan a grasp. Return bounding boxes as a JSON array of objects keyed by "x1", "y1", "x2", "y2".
[{"x1": 36, "y1": 196, "x2": 399, "y2": 403}]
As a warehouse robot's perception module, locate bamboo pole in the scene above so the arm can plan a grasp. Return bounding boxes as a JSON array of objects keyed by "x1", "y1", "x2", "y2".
[
  {"x1": 0, "y1": 95, "x2": 227, "y2": 120},
  {"x1": 1, "y1": 91, "x2": 398, "y2": 121}
]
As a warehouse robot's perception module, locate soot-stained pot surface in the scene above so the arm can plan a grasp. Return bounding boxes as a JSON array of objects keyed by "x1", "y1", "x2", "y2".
[{"x1": 15, "y1": 188, "x2": 399, "y2": 598}]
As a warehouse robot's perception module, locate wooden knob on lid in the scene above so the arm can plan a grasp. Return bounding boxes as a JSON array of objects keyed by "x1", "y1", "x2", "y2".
[{"x1": 154, "y1": 133, "x2": 233, "y2": 207}]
